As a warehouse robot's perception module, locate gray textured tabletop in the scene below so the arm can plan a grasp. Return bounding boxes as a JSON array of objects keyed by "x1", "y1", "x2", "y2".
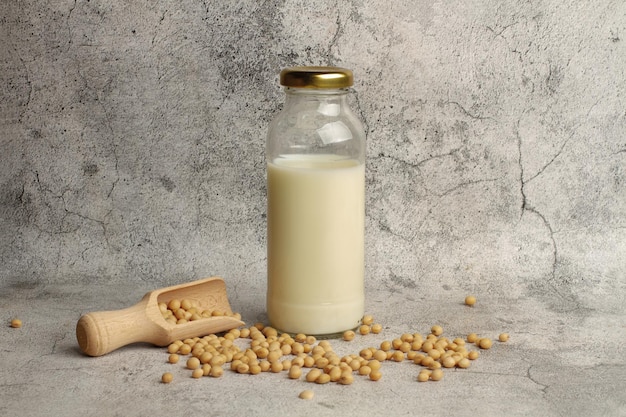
[{"x1": 2, "y1": 280, "x2": 624, "y2": 417}]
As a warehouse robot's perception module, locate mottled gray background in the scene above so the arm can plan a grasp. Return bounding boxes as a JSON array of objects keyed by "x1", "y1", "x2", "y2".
[{"x1": 1, "y1": 0, "x2": 624, "y2": 313}]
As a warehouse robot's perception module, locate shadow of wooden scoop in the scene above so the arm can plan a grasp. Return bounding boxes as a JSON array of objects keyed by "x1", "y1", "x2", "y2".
[{"x1": 76, "y1": 276, "x2": 244, "y2": 357}]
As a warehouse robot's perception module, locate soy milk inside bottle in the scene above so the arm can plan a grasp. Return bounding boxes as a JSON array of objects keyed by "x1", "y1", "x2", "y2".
[{"x1": 266, "y1": 66, "x2": 366, "y2": 336}]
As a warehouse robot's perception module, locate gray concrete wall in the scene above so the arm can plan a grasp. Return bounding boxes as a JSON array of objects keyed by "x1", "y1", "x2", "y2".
[{"x1": 1, "y1": 1, "x2": 624, "y2": 312}]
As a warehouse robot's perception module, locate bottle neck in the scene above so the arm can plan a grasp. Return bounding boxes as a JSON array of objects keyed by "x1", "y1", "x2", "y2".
[
  {"x1": 284, "y1": 86, "x2": 350, "y2": 95},
  {"x1": 283, "y1": 87, "x2": 350, "y2": 110},
  {"x1": 284, "y1": 87, "x2": 349, "y2": 100}
]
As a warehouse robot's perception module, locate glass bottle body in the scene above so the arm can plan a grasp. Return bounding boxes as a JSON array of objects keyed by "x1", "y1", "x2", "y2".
[{"x1": 266, "y1": 87, "x2": 365, "y2": 336}]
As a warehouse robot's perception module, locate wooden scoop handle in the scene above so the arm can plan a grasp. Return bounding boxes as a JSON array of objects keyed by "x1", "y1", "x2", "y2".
[{"x1": 76, "y1": 296, "x2": 164, "y2": 357}]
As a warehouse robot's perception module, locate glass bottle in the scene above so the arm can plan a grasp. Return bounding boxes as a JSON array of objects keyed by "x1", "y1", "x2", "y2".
[{"x1": 266, "y1": 66, "x2": 366, "y2": 336}]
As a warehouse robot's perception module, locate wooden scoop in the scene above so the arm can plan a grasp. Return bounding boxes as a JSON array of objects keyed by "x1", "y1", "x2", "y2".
[{"x1": 76, "y1": 276, "x2": 244, "y2": 357}]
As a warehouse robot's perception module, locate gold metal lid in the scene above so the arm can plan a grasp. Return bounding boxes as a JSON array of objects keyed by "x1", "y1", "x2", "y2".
[{"x1": 279, "y1": 66, "x2": 353, "y2": 89}]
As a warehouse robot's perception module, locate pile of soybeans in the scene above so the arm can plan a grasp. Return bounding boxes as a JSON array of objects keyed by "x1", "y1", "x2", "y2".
[{"x1": 159, "y1": 296, "x2": 509, "y2": 394}]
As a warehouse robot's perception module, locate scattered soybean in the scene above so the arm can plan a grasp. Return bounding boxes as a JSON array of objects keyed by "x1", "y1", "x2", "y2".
[{"x1": 299, "y1": 390, "x2": 314, "y2": 400}]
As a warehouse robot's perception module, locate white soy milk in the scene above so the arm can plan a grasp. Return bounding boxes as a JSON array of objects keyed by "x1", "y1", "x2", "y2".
[{"x1": 267, "y1": 154, "x2": 365, "y2": 335}]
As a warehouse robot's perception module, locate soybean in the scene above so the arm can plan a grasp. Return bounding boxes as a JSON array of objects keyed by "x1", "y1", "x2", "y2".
[
  {"x1": 369, "y1": 370, "x2": 382, "y2": 381},
  {"x1": 358, "y1": 365, "x2": 372, "y2": 376},
  {"x1": 299, "y1": 390, "x2": 314, "y2": 400},
  {"x1": 368, "y1": 360, "x2": 381, "y2": 371},
  {"x1": 288, "y1": 365, "x2": 302, "y2": 379},
  {"x1": 430, "y1": 369, "x2": 444, "y2": 381},
  {"x1": 380, "y1": 341, "x2": 392, "y2": 351},
  {"x1": 236, "y1": 363, "x2": 250, "y2": 374},
  {"x1": 179, "y1": 344, "x2": 192, "y2": 355},
  {"x1": 328, "y1": 366, "x2": 342, "y2": 382},
  {"x1": 478, "y1": 338, "x2": 493, "y2": 350},
  {"x1": 186, "y1": 357, "x2": 200, "y2": 370},
  {"x1": 209, "y1": 365, "x2": 224, "y2": 378},
  {"x1": 431, "y1": 325, "x2": 443, "y2": 336},
  {"x1": 315, "y1": 373, "x2": 331, "y2": 384},
  {"x1": 442, "y1": 356, "x2": 456, "y2": 368},
  {"x1": 373, "y1": 350, "x2": 387, "y2": 362},
  {"x1": 339, "y1": 373, "x2": 354, "y2": 385},
  {"x1": 464, "y1": 295, "x2": 477, "y2": 306},
  {"x1": 457, "y1": 358, "x2": 471, "y2": 369},
  {"x1": 306, "y1": 369, "x2": 322, "y2": 383},
  {"x1": 467, "y1": 333, "x2": 479, "y2": 343},
  {"x1": 417, "y1": 370, "x2": 431, "y2": 382},
  {"x1": 270, "y1": 361, "x2": 283, "y2": 373}
]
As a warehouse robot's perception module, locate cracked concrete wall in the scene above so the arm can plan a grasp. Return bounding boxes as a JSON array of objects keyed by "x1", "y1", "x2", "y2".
[{"x1": 1, "y1": 1, "x2": 624, "y2": 311}]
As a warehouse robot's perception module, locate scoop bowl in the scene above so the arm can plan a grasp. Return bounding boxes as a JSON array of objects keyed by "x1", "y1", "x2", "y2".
[{"x1": 76, "y1": 276, "x2": 244, "y2": 357}]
